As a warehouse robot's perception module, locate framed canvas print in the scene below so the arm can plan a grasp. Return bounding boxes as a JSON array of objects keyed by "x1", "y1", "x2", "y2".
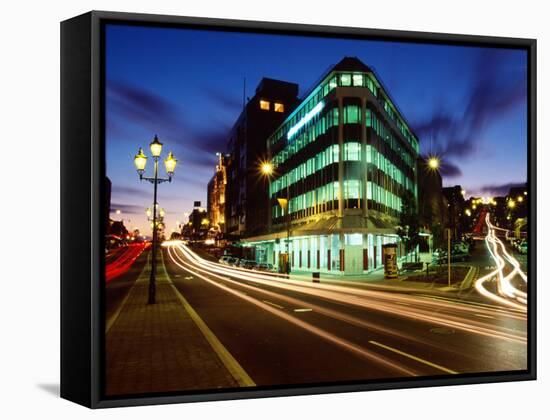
[{"x1": 60, "y1": 10, "x2": 536, "y2": 408}]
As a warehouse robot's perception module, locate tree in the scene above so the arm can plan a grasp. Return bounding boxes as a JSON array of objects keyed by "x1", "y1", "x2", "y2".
[{"x1": 397, "y1": 190, "x2": 421, "y2": 261}]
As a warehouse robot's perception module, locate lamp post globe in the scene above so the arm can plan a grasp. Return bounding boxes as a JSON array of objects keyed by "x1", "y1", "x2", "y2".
[
  {"x1": 150, "y1": 135, "x2": 163, "y2": 158},
  {"x1": 164, "y1": 151, "x2": 177, "y2": 176},
  {"x1": 134, "y1": 148, "x2": 148, "y2": 174},
  {"x1": 427, "y1": 156, "x2": 440, "y2": 170},
  {"x1": 261, "y1": 161, "x2": 274, "y2": 176}
]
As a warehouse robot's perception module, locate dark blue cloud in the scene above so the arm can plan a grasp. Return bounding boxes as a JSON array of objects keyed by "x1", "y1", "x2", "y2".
[
  {"x1": 479, "y1": 182, "x2": 526, "y2": 197},
  {"x1": 107, "y1": 80, "x2": 227, "y2": 169},
  {"x1": 438, "y1": 161, "x2": 462, "y2": 178},
  {"x1": 110, "y1": 203, "x2": 145, "y2": 214},
  {"x1": 414, "y1": 49, "x2": 527, "y2": 160}
]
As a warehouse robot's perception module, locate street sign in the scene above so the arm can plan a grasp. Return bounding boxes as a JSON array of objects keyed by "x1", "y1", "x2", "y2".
[{"x1": 277, "y1": 198, "x2": 288, "y2": 210}]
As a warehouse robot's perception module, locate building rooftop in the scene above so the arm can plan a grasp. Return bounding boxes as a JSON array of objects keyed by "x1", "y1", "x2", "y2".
[{"x1": 255, "y1": 77, "x2": 299, "y2": 97}]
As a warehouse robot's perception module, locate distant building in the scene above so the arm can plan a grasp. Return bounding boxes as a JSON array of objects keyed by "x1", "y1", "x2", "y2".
[
  {"x1": 506, "y1": 183, "x2": 528, "y2": 233},
  {"x1": 507, "y1": 184, "x2": 528, "y2": 219},
  {"x1": 491, "y1": 196, "x2": 508, "y2": 228},
  {"x1": 207, "y1": 153, "x2": 228, "y2": 234},
  {"x1": 417, "y1": 157, "x2": 447, "y2": 228},
  {"x1": 186, "y1": 207, "x2": 208, "y2": 238},
  {"x1": 244, "y1": 57, "x2": 420, "y2": 274},
  {"x1": 108, "y1": 220, "x2": 128, "y2": 238},
  {"x1": 417, "y1": 157, "x2": 447, "y2": 248},
  {"x1": 442, "y1": 185, "x2": 466, "y2": 237},
  {"x1": 105, "y1": 177, "x2": 112, "y2": 232},
  {"x1": 225, "y1": 78, "x2": 300, "y2": 238}
]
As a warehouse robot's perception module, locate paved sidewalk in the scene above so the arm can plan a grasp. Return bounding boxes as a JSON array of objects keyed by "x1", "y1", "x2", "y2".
[
  {"x1": 286, "y1": 266, "x2": 471, "y2": 295},
  {"x1": 105, "y1": 250, "x2": 244, "y2": 396}
]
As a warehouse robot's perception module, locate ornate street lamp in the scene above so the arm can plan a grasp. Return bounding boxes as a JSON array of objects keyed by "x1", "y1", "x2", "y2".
[{"x1": 133, "y1": 135, "x2": 177, "y2": 304}]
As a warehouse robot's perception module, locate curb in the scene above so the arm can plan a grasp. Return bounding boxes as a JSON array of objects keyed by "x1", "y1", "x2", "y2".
[{"x1": 459, "y1": 265, "x2": 478, "y2": 291}]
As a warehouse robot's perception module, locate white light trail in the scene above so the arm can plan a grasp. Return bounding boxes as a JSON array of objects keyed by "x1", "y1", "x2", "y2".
[
  {"x1": 176, "y1": 242, "x2": 526, "y2": 320},
  {"x1": 169, "y1": 242, "x2": 526, "y2": 344},
  {"x1": 166, "y1": 245, "x2": 418, "y2": 376},
  {"x1": 474, "y1": 214, "x2": 527, "y2": 311}
]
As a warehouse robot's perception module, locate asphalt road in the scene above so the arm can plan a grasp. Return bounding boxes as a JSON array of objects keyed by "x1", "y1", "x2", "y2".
[
  {"x1": 105, "y1": 250, "x2": 149, "y2": 322},
  {"x1": 162, "y1": 242, "x2": 527, "y2": 387}
]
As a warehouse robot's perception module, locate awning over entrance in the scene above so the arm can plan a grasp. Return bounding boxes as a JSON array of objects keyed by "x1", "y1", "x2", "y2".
[
  {"x1": 293, "y1": 214, "x2": 396, "y2": 236},
  {"x1": 244, "y1": 215, "x2": 396, "y2": 243}
]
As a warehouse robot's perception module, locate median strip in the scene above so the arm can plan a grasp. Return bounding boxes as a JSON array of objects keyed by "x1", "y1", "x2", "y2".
[{"x1": 368, "y1": 340, "x2": 458, "y2": 375}]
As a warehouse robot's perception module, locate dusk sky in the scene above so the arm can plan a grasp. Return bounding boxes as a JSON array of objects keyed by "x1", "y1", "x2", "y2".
[{"x1": 105, "y1": 23, "x2": 528, "y2": 235}]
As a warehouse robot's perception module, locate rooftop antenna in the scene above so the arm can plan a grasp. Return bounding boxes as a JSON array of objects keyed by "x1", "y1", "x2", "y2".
[{"x1": 242, "y1": 77, "x2": 246, "y2": 110}]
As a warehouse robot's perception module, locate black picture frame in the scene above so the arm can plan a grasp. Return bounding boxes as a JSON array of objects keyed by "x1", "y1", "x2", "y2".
[{"x1": 60, "y1": 10, "x2": 537, "y2": 409}]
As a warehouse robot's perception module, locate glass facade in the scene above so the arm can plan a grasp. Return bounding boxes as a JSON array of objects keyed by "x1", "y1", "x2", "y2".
[
  {"x1": 243, "y1": 233, "x2": 403, "y2": 275},
  {"x1": 267, "y1": 69, "x2": 418, "y2": 224},
  {"x1": 247, "y1": 64, "x2": 420, "y2": 275}
]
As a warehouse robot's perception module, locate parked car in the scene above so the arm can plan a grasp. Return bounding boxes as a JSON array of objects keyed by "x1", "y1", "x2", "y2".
[
  {"x1": 228, "y1": 257, "x2": 240, "y2": 267},
  {"x1": 256, "y1": 262, "x2": 275, "y2": 272},
  {"x1": 238, "y1": 259, "x2": 256, "y2": 269},
  {"x1": 451, "y1": 240, "x2": 470, "y2": 253},
  {"x1": 432, "y1": 247, "x2": 470, "y2": 263},
  {"x1": 219, "y1": 255, "x2": 232, "y2": 265},
  {"x1": 512, "y1": 238, "x2": 527, "y2": 252}
]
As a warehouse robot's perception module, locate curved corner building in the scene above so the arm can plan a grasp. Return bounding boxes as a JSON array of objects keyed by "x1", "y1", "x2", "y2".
[{"x1": 243, "y1": 57, "x2": 420, "y2": 275}]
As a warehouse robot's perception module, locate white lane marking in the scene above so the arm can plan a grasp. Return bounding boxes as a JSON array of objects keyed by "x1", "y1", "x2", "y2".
[
  {"x1": 262, "y1": 300, "x2": 284, "y2": 309},
  {"x1": 474, "y1": 313, "x2": 495, "y2": 319},
  {"x1": 168, "y1": 246, "x2": 417, "y2": 377},
  {"x1": 173, "y1": 243, "x2": 526, "y2": 344},
  {"x1": 294, "y1": 308, "x2": 313, "y2": 313},
  {"x1": 414, "y1": 294, "x2": 526, "y2": 319},
  {"x1": 369, "y1": 340, "x2": 458, "y2": 375}
]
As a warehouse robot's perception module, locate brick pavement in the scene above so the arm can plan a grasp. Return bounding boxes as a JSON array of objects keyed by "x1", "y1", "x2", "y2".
[{"x1": 105, "y1": 250, "x2": 243, "y2": 396}]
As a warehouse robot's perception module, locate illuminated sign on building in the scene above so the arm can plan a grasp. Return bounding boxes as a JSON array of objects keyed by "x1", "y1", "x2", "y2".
[{"x1": 287, "y1": 101, "x2": 324, "y2": 140}]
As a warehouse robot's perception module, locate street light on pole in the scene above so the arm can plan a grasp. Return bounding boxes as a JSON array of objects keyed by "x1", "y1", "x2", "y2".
[
  {"x1": 260, "y1": 161, "x2": 291, "y2": 274},
  {"x1": 427, "y1": 155, "x2": 440, "y2": 171},
  {"x1": 134, "y1": 135, "x2": 178, "y2": 304}
]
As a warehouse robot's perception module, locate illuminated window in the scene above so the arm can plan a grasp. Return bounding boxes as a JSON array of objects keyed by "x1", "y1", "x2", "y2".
[
  {"x1": 366, "y1": 77, "x2": 377, "y2": 96},
  {"x1": 344, "y1": 142, "x2": 361, "y2": 161},
  {"x1": 344, "y1": 180, "x2": 361, "y2": 199},
  {"x1": 367, "y1": 182, "x2": 373, "y2": 199},
  {"x1": 274, "y1": 102, "x2": 284, "y2": 113},
  {"x1": 344, "y1": 105, "x2": 360, "y2": 124},
  {"x1": 260, "y1": 100, "x2": 270, "y2": 110},
  {"x1": 340, "y1": 74, "x2": 352, "y2": 86},
  {"x1": 331, "y1": 144, "x2": 340, "y2": 163},
  {"x1": 352, "y1": 74, "x2": 363, "y2": 86}
]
